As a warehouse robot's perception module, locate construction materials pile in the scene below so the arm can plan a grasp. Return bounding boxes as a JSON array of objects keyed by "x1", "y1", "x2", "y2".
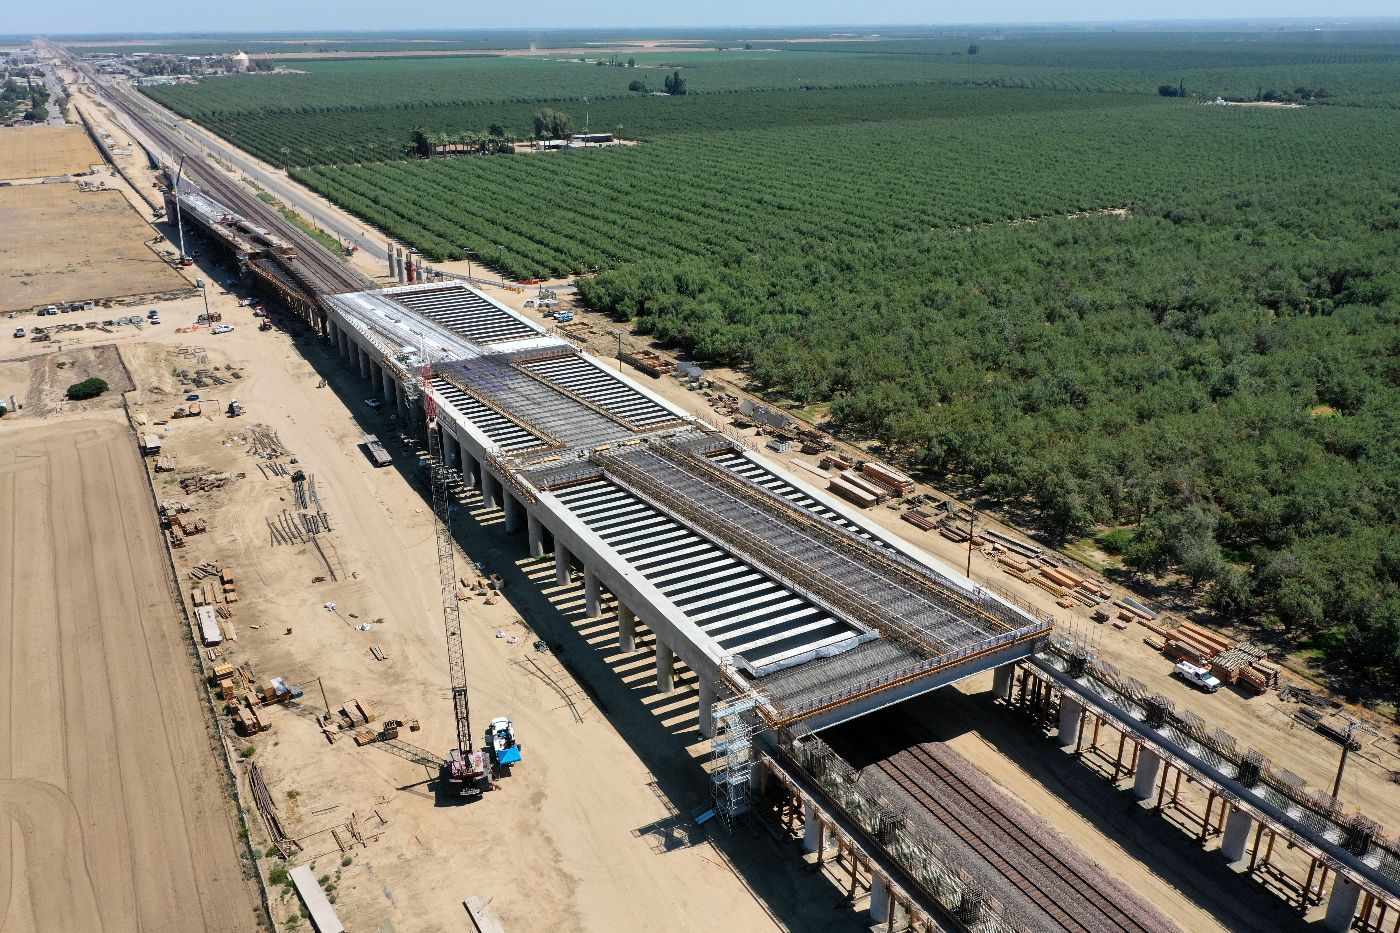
[
  {"x1": 1162, "y1": 621, "x2": 1278, "y2": 694},
  {"x1": 179, "y1": 470, "x2": 235, "y2": 494},
  {"x1": 189, "y1": 563, "x2": 238, "y2": 608},
  {"x1": 817, "y1": 455, "x2": 915, "y2": 508},
  {"x1": 1000, "y1": 556, "x2": 1112, "y2": 612},
  {"x1": 620, "y1": 348, "x2": 672, "y2": 378}
]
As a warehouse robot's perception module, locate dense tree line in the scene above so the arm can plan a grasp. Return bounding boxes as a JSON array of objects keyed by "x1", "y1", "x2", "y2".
[{"x1": 578, "y1": 183, "x2": 1400, "y2": 689}]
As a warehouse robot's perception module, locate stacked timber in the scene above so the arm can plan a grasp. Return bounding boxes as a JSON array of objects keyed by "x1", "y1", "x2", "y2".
[
  {"x1": 839, "y1": 469, "x2": 888, "y2": 503},
  {"x1": 828, "y1": 475, "x2": 877, "y2": 508},
  {"x1": 1212, "y1": 639, "x2": 1277, "y2": 691},
  {"x1": 861, "y1": 461, "x2": 916, "y2": 496},
  {"x1": 621, "y1": 349, "x2": 672, "y2": 377},
  {"x1": 938, "y1": 522, "x2": 971, "y2": 543},
  {"x1": 998, "y1": 554, "x2": 1035, "y2": 574},
  {"x1": 821, "y1": 452, "x2": 855, "y2": 472},
  {"x1": 1161, "y1": 621, "x2": 1226, "y2": 665},
  {"x1": 901, "y1": 508, "x2": 937, "y2": 531}
]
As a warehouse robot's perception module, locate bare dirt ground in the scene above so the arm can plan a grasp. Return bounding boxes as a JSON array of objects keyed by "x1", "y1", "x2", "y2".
[
  {"x1": 0, "y1": 414, "x2": 257, "y2": 933},
  {"x1": 0, "y1": 344, "x2": 132, "y2": 417},
  {"x1": 0, "y1": 185, "x2": 189, "y2": 312},
  {"x1": 29, "y1": 267, "x2": 850, "y2": 932},
  {"x1": 0, "y1": 124, "x2": 101, "y2": 180}
]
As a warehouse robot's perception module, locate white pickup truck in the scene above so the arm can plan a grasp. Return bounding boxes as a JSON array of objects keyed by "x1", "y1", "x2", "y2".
[{"x1": 1174, "y1": 661, "x2": 1222, "y2": 693}]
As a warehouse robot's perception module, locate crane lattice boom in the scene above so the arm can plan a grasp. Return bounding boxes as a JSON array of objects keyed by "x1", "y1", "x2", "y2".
[{"x1": 421, "y1": 355, "x2": 479, "y2": 785}]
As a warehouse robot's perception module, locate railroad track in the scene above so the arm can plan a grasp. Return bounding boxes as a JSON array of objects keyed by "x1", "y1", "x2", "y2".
[
  {"x1": 837, "y1": 721, "x2": 1173, "y2": 933},
  {"x1": 57, "y1": 46, "x2": 372, "y2": 300}
]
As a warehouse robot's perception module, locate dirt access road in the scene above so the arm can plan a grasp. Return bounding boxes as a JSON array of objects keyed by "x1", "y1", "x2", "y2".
[{"x1": 0, "y1": 415, "x2": 256, "y2": 933}]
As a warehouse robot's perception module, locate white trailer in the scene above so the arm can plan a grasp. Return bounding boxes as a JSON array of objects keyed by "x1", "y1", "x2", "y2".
[{"x1": 194, "y1": 605, "x2": 222, "y2": 646}]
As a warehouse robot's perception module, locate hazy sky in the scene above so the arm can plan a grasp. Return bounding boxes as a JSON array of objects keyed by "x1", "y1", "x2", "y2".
[{"x1": 15, "y1": 2, "x2": 1398, "y2": 36}]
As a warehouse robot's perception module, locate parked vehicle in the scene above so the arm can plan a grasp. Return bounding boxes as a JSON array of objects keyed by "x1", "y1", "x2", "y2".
[
  {"x1": 211, "y1": 324, "x2": 234, "y2": 334},
  {"x1": 364, "y1": 398, "x2": 383, "y2": 410},
  {"x1": 12, "y1": 328, "x2": 24, "y2": 338},
  {"x1": 362, "y1": 434, "x2": 392, "y2": 467},
  {"x1": 1174, "y1": 661, "x2": 1222, "y2": 693}
]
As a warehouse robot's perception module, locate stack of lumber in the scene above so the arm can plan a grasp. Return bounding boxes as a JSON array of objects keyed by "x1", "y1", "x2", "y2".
[
  {"x1": 1162, "y1": 621, "x2": 1228, "y2": 665},
  {"x1": 1036, "y1": 564, "x2": 1109, "y2": 607},
  {"x1": 861, "y1": 461, "x2": 916, "y2": 496},
  {"x1": 221, "y1": 567, "x2": 238, "y2": 604},
  {"x1": 938, "y1": 522, "x2": 971, "y2": 543},
  {"x1": 170, "y1": 514, "x2": 207, "y2": 536},
  {"x1": 839, "y1": 469, "x2": 888, "y2": 502},
  {"x1": 997, "y1": 554, "x2": 1036, "y2": 575},
  {"x1": 621, "y1": 348, "x2": 672, "y2": 377},
  {"x1": 829, "y1": 474, "x2": 878, "y2": 508},
  {"x1": 821, "y1": 452, "x2": 855, "y2": 472},
  {"x1": 901, "y1": 508, "x2": 936, "y2": 531},
  {"x1": 1236, "y1": 659, "x2": 1281, "y2": 694}
]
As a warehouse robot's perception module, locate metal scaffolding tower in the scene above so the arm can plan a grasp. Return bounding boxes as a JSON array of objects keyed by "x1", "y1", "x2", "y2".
[{"x1": 710, "y1": 696, "x2": 757, "y2": 833}]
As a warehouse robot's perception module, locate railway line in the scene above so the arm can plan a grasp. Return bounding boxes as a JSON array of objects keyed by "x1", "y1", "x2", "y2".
[
  {"x1": 833, "y1": 719, "x2": 1175, "y2": 933},
  {"x1": 55, "y1": 45, "x2": 371, "y2": 299}
]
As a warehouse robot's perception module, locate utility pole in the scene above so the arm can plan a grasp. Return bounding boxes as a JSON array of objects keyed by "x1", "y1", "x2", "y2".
[
  {"x1": 966, "y1": 507, "x2": 976, "y2": 579},
  {"x1": 616, "y1": 331, "x2": 623, "y2": 371},
  {"x1": 1332, "y1": 722, "x2": 1369, "y2": 799}
]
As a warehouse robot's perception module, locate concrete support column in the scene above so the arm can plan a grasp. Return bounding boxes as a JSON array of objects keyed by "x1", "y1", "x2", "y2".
[
  {"x1": 617, "y1": 602, "x2": 636, "y2": 652},
  {"x1": 583, "y1": 569, "x2": 602, "y2": 617},
  {"x1": 527, "y1": 513, "x2": 545, "y2": 558},
  {"x1": 326, "y1": 319, "x2": 336, "y2": 348},
  {"x1": 1220, "y1": 807, "x2": 1254, "y2": 862},
  {"x1": 357, "y1": 344, "x2": 369, "y2": 380},
  {"x1": 1058, "y1": 695, "x2": 1084, "y2": 748},
  {"x1": 462, "y1": 451, "x2": 479, "y2": 488},
  {"x1": 381, "y1": 366, "x2": 393, "y2": 404},
  {"x1": 442, "y1": 432, "x2": 459, "y2": 473},
  {"x1": 394, "y1": 378, "x2": 405, "y2": 416},
  {"x1": 481, "y1": 470, "x2": 499, "y2": 509},
  {"x1": 1133, "y1": 747, "x2": 1163, "y2": 801},
  {"x1": 802, "y1": 802, "x2": 821, "y2": 853},
  {"x1": 869, "y1": 874, "x2": 890, "y2": 925},
  {"x1": 554, "y1": 544, "x2": 572, "y2": 586},
  {"x1": 698, "y1": 677, "x2": 716, "y2": 738},
  {"x1": 1323, "y1": 875, "x2": 1363, "y2": 933},
  {"x1": 992, "y1": 663, "x2": 1015, "y2": 701},
  {"x1": 336, "y1": 325, "x2": 346, "y2": 357},
  {"x1": 655, "y1": 640, "x2": 674, "y2": 693},
  {"x1": 503, "y1": 491, "x2": 521, "y2": 534}
]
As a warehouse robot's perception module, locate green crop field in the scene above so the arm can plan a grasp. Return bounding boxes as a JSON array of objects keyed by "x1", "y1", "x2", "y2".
[{"x1": 150, "y1": 33, "x2": 1400, "y2": 687}]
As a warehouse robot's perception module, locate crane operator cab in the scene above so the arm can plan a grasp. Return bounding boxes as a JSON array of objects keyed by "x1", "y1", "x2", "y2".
[{"x1": 447, "y1": 747, "x2": 490, "y2": 798}]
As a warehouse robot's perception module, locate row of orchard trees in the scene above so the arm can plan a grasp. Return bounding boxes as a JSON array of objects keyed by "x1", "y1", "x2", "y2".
[{"x1": 411, "y1": 126, "x2": 515, "y2": 157}]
